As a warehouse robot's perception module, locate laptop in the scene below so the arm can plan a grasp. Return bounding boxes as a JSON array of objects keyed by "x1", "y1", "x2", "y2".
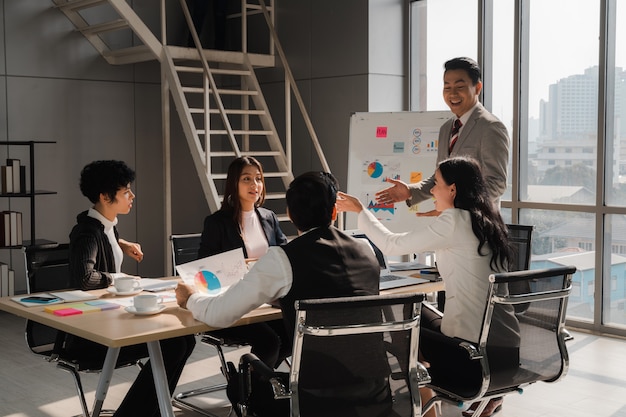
[{"x1": 344, "y1": 230, "x2": 431, "y2": 290}]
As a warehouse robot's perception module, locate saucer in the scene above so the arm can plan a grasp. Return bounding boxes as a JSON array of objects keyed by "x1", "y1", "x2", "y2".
[
  {"x1": 107, "y1": 287, "x2": 143, "y2": 296},
  {"x1": 125, "y1": 304, "x2": 167, "y2": 316}
]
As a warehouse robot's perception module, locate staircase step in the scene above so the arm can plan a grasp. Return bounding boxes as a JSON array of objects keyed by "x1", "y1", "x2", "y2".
[
  {"x1": 217, "y1": 192, "x2": 286, "y2": 201},
  {"x1": 55, "y1": 0, "x2": 108, "y2": 11},
  {"x1": 175, "y1": 66, "x2": 251, "y2": 76},
  {"x1": 208, "y1": 151, "x2": 282, "y2": 157},
  {"x1": 103, "y1": 45, "x2": 156, "y2": 64},
  {"x1": 198, "y1": 129, "x2": 274, "y2": 136},
  {"x1": 212, "y1": 171, "x2": 289, "y2": 180},
  {"x1": 79, "y1": 19, "x2": 129, "y2": 35},
  {"x1": 264, "y1": 192, "x2": 287, "y2": 200},
  {"x1": 188, "y1": 108, "x2": 266, "y2": 116},
  {"x1": 182, "y1": 86, "x2": 259, "y2": 96}
]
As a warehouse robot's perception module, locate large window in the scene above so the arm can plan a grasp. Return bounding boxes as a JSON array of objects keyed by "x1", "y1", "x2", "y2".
[
  {"x1": 409, "y1": 0, "x2": 626, "y2": 336},
  {"x1": 409, "y1": 0, "x2": 477, "y2": 111}
]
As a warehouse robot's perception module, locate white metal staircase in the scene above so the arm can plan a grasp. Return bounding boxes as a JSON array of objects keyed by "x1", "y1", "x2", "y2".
[{"x1": 51, "y1": 0, "x2": 330, "y2": 226}]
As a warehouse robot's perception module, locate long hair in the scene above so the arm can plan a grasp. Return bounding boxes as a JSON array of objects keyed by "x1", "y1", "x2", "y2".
[
  {"x1": 438, "y1": 156, "x2": 512, "y2": 270},
  {"x1": 220, "y1": 156, "x2": 266, "y2": 224}
]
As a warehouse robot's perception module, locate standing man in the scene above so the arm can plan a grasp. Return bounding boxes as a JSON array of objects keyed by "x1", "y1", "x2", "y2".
[{"x1": 376, "y1": 57, "x2": 509, "y2": 212}]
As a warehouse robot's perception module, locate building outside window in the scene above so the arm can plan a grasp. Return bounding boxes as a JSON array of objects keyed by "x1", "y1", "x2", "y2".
[{"x1": 409, "y1": 0, "x2": 626, "y2": 335}]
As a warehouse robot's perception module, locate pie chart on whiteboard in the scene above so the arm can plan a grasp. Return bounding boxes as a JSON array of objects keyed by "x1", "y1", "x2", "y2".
[{"x1": 368, "y1": 161, "x2": 384, "y2": 178}]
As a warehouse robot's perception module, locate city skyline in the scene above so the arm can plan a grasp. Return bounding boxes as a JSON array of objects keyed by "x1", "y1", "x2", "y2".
[{"x1": 423, "y1": 0, "x2": 625, "y2": 123}]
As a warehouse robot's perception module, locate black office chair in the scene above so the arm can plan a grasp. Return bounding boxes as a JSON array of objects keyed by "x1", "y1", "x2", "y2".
[
  {"x1": 170, "y1": 233, "x2": 249, "y2": 417},
  {"x1": 23, "y1": 243, "x2": 142, "y2": 417},
  {"x1": 422, "y1": 265, "x2": 576, "y2": 416},
  {"x1": 506, "y1": 223, "x2": 534, "y2": 314},
  {"x1": 506, "y1": 224, "x2": 533, "y2": 272},
  {"x1": 231, "y1": 293, "x2": 431, "y2": 417},
  {"x1": 169, "y1": 233, "x2": 203, "y2": 276}
]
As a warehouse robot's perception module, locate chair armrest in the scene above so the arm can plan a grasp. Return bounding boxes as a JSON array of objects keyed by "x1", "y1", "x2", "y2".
[
  {"x1": 238, "y1": 353, "x2": 290, "y2": 400},
  {"x1": 422, "y1": 301, "x2": 444, "y2": 319}
]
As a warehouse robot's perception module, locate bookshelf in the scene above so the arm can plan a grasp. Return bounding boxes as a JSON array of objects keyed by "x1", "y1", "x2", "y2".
[{"x1": 0, "y1": 141, "x2": 57, "y2": 248}]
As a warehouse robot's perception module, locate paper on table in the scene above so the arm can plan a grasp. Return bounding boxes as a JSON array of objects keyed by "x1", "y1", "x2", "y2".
[
  {"x1": 175, "y1": 247, "x2": 247, "y2": 294},
  {"x1": 11, "y1": 290, "x2": 98, "y2": 307},
  {"x1": 49, "y1": 290, "x2": 99, "y2": 302}
]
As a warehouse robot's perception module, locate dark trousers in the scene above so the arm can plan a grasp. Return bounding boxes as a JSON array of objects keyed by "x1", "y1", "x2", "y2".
[
  {"x1": 210, "y1": 318, "x2": 291, "y2": 369},
  {"x1": 419, "y1": 306, "x2": 519, "y2": 396}
]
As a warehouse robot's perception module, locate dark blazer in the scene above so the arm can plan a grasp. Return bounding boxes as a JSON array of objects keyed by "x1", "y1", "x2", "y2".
[
  {"x1": 198, "y1": 207, "x2": 287, "y2": 258},
  {"x1": 409, "y1": 103, "x2": 510, "y2": 205}
]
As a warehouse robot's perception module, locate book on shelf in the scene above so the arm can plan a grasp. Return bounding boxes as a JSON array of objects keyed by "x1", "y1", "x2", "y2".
[
  {"x1": 15, "y1": 212, "x2": 22, "y2": 246},
  {"x1": 8, "y1": 211, "x2": 21, "y2": 246},
  {"x1": 1, "y1": 165, "x2": 12, "y2": 194},
  {"x1": 0, "y1": 262, "x2": 8, "y2": 297},
  {"x1": 6, "y1": 159, "x2": 20, "y2": 193},
  {"x1": 19, "y1": 165, "x2": 26, "y2": 193},
  {"x1": 0, "y1": 212, "x2": 10, "y2": 246},
  {"x1": 7, "y1": 269, "x2": 14, "y2": 296},
  {"x1": 0, "y1": 210, "x2": 22, "y2": 247}
]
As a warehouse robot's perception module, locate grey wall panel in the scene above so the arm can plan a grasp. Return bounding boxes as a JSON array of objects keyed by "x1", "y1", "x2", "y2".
[
  {"x1": 168, "y1": 98, "x2": 209, "y2": 236},
  {"x1": 311, "y1": 0, "x2": 368, "y2": 79},
  {"x1": 311, "y1": 74, "x2": 368, "y2": 189},
  {"x1": 6, "y1": 76, "x2": 138, "y2": 285},
  {"x1": 275, "y1": 0, "x2": 312, "y2": 81},
  {"x1": 0, "y1": 1, "x2": 5, "y2": 75},
  {"x1": 0, "y1": 80, "x2": 6, "y2": 140},
  {"x1": 134, "y1": 82, "x2": 166, "y2": 278},
  {"x1": 6, "y1": 0, "x2": 133, "y2": 81}
]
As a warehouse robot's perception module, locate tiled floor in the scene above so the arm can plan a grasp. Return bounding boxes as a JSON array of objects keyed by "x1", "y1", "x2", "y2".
[{"x1": 1, "y1": 310, "x2": 626, "y2": 417}]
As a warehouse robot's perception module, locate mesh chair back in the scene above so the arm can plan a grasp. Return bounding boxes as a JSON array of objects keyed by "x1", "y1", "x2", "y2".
[
  {"x1": 170, "y1": 233, "x2": 202, "y2": 275},
  {"x1": 485, "y1": 266, "x2": 574, "y2": 393},
  {"x1": 506, "y1": 224, "x2": 533, "y2": 272},
  {"x1": 24, "y1": 243, "x2": 71, "y2": 293},
  {"x1": 23, "y1": 244, "x2": 71, "y2": 356},
  {"x1": 506, "y1": 224, "x2": 534, "y2": 314},
  {"x1": 290, "y1": 293, "x2": 428, "y2": 417}
]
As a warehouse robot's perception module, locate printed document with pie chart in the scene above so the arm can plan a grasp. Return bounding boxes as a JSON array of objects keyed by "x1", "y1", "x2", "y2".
[{"x1": 176, "y1": 248, "x2": 247, "y2": 295}]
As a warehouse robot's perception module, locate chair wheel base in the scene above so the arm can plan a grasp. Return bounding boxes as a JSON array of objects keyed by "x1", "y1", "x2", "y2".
[{"x1": 70, "y1": 410, "x2": 115, "y2": 417}]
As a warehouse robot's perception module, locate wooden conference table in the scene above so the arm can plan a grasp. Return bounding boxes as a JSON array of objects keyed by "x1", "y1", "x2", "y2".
[{"x1": 0, "y1": 275, "x2": 444, "y2": 417}]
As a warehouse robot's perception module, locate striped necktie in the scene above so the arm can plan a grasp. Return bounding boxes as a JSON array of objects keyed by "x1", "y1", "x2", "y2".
[{"x1": 449, "y1": 119, "x2": 462, "y2": 153}]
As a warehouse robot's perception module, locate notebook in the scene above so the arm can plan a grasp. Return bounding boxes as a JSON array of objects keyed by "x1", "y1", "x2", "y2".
[{"x1": 344, "y1": 230, "x2": 431, "y2": 290}]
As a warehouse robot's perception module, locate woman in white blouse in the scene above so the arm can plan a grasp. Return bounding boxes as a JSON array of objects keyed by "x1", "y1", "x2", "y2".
[{"x1": 337, "y1": 156, "x2": 520, "y2": 417}]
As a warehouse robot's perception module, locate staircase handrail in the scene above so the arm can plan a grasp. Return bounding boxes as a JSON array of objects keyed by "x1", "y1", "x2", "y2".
[{"x1": 178, "y1": 0, "x2": 242, "y2": 161}]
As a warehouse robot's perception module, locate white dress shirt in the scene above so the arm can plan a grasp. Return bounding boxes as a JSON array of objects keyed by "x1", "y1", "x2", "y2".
[
  {"x1": 357, "y1": 207, "x2": 500, "y2": 343},
  {"x1": 186, "y1": 246, "x2": 293, "y2": 328}
]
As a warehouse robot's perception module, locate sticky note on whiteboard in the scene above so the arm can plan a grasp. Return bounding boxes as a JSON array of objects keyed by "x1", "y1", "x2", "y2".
[
  {"x1": 376, "y1": 126, "x2": 388, "y2": 138},
  {"x1": 410, "y1": 172, "x2": 422, "y2": 183}
]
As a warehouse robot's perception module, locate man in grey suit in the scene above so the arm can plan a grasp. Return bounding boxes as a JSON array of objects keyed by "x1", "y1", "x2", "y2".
[{"x1": 376, "y1": 57, "x2": 509, "y2": 213}]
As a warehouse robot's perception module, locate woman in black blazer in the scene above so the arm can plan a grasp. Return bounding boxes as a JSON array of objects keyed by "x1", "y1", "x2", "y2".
[{"x1": 198, "y1": 156, "x2": 289, "y2": 368}]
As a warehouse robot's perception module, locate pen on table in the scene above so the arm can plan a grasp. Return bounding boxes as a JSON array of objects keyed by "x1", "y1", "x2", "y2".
[{"x1": 417, "y1": 269, "x2": 438, "y2": 274}]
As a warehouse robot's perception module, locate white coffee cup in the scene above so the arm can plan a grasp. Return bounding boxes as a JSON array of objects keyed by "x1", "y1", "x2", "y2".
[
  {"x1": 133, "y1": 294, "x2": 163, "y2": 312},
  {"x1": 114, "y1": 276, "x2": 141, "y2": 293}
]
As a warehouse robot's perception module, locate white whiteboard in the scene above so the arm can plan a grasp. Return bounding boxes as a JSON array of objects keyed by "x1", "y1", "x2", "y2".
[{"x1": 345, "y1": 111, "x2": 452, "y2": 233}]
